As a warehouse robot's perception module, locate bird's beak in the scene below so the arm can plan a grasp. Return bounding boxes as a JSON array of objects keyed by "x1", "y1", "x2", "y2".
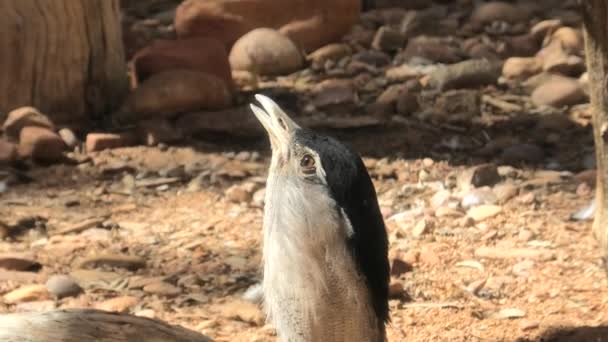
[{"x1": 250, "y1": 94, "x2": 300, "y2": 150}]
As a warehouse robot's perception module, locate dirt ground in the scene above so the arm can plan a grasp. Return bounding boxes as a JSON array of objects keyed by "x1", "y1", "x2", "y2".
[{"x1": 1, "y1": 117, "x2": 608, "y2": 342}]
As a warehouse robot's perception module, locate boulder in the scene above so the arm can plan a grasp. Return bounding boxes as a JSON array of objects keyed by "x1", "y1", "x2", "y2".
[
  {"x1": 117, "y1": 69, "x2": 232, "y2": 122},
  {"x1": 175, "y1": 0, "x2": 360, "y2": 52},
  {"x1": 2, "y1": 107, "x2": 54, "y2": 140},
  {"x1": 18, "y1": 126, "x2": 65, "y2": 163},
  {"x1": 531, "y1": 75, "x2": 587, "y2": 107},
  {"x1": 229, "y1": 28, "x2": 303, "y2": 75},
  {"x1": 131, "y1": 37, "x2": 232, "y2": 87}
]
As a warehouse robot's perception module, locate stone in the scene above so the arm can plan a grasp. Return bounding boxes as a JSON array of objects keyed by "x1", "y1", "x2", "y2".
[
  {"x1": 372, "y1": 26, "x2": 406, "y2": 53},
  {"x1": 76, "y1": 253, "x2": 146, "y2": 271},
  {"x1": 45, "y1": 275, "x2": 82, "y2": 299},
  {"x1": 461, "y1": 188, "x2": 498, "y2": 209},
  {"x1": 390, "y1": 257, "x2": 413, "y2": 277},
  {"x1": 388, "y1": 281, "x2": 406, "y2": 299},
  {"x1": 470, "y1": 2, "x2": 528, "y2": 25},
  {"x1": 0, "y1": 253, "x2": 41, "y2": 271},
  {"x1": 229, "y1": 28, "x2": 303, "y2": 76},
  {"x1": 218, "y1": 299, "x2": 264, "y2": 326},
  {"x1": 2, "y1": 107, "x2": 54, "y2": 140},
  {"x1": 539, "y1": 41, "x2": 585, "y2": 77},
  {"x1": 519, "y1": 320, "x2": 540, "y2": 331},
  {"x1": 459, "y1": 164, "x2": 501, "y2": 190},
  {"x1": 18, "y1": 126, "x2": 65, "y2": 163},
  {"x1": 502, "y1": 57, "x2": 542, "y2": 79},
  {"x1": 467, "y1": 205, "x2": 502, "y2": 222},
  {"x1": 493, "y1": 183, "x2": 519, "y2": 203},
  {"x1": 422, "y1": 89, "x2": 480, "y2": 122},
  {"x1": 503, "y1": 34, "x2": 540, "y2": 58},
  {"x1": 400, "y1": 36, "x2": 463, "y2": 64},
  {"x1": 143, "y1": 281, "x2": 181, "y2": 297},
  {"x1": 311, "y1": 79, "x2": 357, "y2": 109},
  {"x1": 132, "y1": 37, "x2": 233, "y2": 87},
  {"x1": 427, "y1": 59, "x2": 502, "y2": 91},
  {"x1": 551, "y1": 26, "x2": 583, "y2": 54},
  {"x1": 136, "y1": 119, "x2": 182, "y2": 146},
  {"x1": 419, "y1": 247, "x2": 440, "y2": 265},
  {"x1": 412, "y1": 217, "x2": 435, "y2": 237},
  {"x1": 308, "y1": 43, "x2": 352, "y2": 67},
  {"x1": 58, "y1": 128, "x2": 80, "y2": 149},
  {"x1": 531, "y1": 76, "x2": 587, "y2": 107},
  {"x1": 69, "y1": 269, "x2": 121, "y2": 288},
  {"x1": 351, "y1": 50, "x2": 391, "y2": 68},
  {"x1": 226, "y1": 183, "x2": 255, "y2": 203},
  {"x1": 95, "y1": 296, "x2": 139, "y2": 313},
  {"x1": 175, "y1": 0, "x2": 360, "y2": 52},
  {"x1": 400, "y1": 6, "x2": 447, "y2": 39},
  {"x1": 530, "y1": 19, "x2": 562, "y2": 41},
  {"x1": 396, "y1": 91, "x2": 420, "y2": 116},
  {"x1": 0, "y1": 139, "x2": 17, "y2": 165},
  {"x1": 118, "y1": 70, "x2": 232, "y2": 122},
  {"x1": 475, "y1": 246, "x2": 554, "y2": 261},
  {"x1": 85, "y1": 132, "x2": 138, "y2": 152},
  {"x1": 4, "y1": 284, "x2": 50, "y2": 303}
]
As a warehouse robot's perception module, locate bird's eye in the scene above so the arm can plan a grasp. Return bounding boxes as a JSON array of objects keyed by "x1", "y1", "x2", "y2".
[{"x1": 300, "y1": 154, "x2": 316, "y2": 173}]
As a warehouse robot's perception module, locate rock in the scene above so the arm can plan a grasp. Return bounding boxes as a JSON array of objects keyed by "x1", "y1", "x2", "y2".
[
  {"x1": 400, "y1": 6, "x2": 448, "y2": 39},
  {"x1": 419, "y1": 247, "x2": 440, "y2": 265},
  {"x1": 243, "y1": 283, "x2": 264, "y2": 304},
  {"x1": 45, "y1": 275, "x2": 82, "y2": 299},
  {"x1": 503, "y1": 34, "x2": 540, "y2": 58},
  {"x1": 0, "y1": 253, "x2": 41, "y2": 271},
  {"x1": 252, "y1": 188, "x2": 266, "y2": 207},
  {"x1": 76, "y1": 253, "x2": 146, "y2": 271},
  {"x1": 58, "y1": 128, "x2": 80, "y2": 149},
  {"x1": 0, "y1": 139, "x2": 17, "y2": 165},
  {"x1": 530, "y1": 19, "x2": 562, "y2": 41},
  {"x1": 351, "y1": 50, "x2": 391, "y2": 68},
  {"x1": 467, "y1": 205, "x2": 502, "y2": 222},
  {"x1": 461, "y1": 187, "x2": 498, "y2": 209},
  {"x1": 459, "y1": 164, "x2": 501, "y2": 190},
  {"x1": 470, "y1": 2, "x2": 528, "y2": 25},
  {"x1": 218, "y1": 299, "x2": 264, "y2": 326},
  {"x1": 18, "y1": 126, "x2": 65, "y2": 163},
  {"x1": 136, "y1": 119, "x2": 182, "y2": 146},
  {"x1": 4, "y1": 284, "x2": 50, "y2": 303},
  {"x1": 501, "y1": 143, "x2": 545, "y2": 164},
  {"x1": 372, "y1": 26, "x2": 406, "y2": 53},
  {"x1": 493, "y1": 183, "x2": 519, "y2": 203},
  {"x1": 422, "y1": 89, "x2": 480, "y2": 122},
  {"x1": 427, "y1": 59, "x2": 502, "y2": 91},
  {"x1": 312, "y1": 79, "x2": 357, "y2": 109},
  {"x1": 412, "y1": 217, "x2": 435, "y2": 237},
  {"x1": 143, "y1": 281, "x2": 181, "y2": 297},
  {"x1": 69, "y1": 269, "x2": 121, "y2": 288},
  {"x1": 388, "y1": 281, "x2": 407, "y2": 299},
  {"x1": 229, "y1": 28, "x2": 303, "y2": 76},
  {"x1": 15, "y1": 300, "x2": 56, "y2": 313},
  {"x1": 308, "y1": 43, "x2": 352, "y2": 67},
  {"x1": 95, "y1": 296, "x2": 139, "y2": 312},
  {"x1": 502, "y1": 57, "x2": 542, "y2": 79},
  {"x1": 2, "y1": 107, "x2": 54, "y2": 140},
  {"x1": 132, "y1": 37, "x2": 233, "y2": 87},
  {"x1": 531, "y1": 76, "x2": 587, "y2": 107},
  {"x1": 400, "y1": 36, "x2": 464, "y2": 64},
  {"x1": 539, "y1": 42, "x2": 585, "y2": 77},
  {"x1": 390, "y1": 257, "x2": 413, "y2": 277},
  {"x1": 175, "y1": 0, "x2": 360, "y2": 52},
  {"x1": 396, "y1": 91, "x2": 420, "y2": 116},
  {"x1": 519, "y1": 320, "x2": 540, "y2": 331},
  {"x1": 226, "y1": 183, "x2": 255, "y2": 203},
  {"x1": 551, "y1": 27, "x2": 583, "y2": 54},
  {"x1": 118, "y1": 69, "x2": 232, "y2": 122},
  {"x1": 475, "y1": 246, "x2": 554, "y2": 261},
  {"x1": 85, "y1": 132, "x2": 138, "y2": 152}
]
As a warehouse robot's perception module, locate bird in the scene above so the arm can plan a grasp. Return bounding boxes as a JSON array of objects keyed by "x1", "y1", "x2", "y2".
[{"x1": 250, "y1": 94, "x2": 390, "y2": 342}]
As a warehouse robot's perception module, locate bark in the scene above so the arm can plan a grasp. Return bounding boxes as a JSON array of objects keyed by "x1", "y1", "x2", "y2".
[
  {"x1": 0, "y1": 309, "x2": 213, "y2": 342},
  {"x1": 0, "y1": 1, "x2": 128, "y2": 129},
  {"x1": 582, "y1": 1, "x2": 608, "y2": 267}
]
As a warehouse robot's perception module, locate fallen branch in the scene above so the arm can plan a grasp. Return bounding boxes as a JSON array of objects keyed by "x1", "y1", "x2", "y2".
[{"x1": 0, "y1": 309, "x2": 213, "y2": 342}]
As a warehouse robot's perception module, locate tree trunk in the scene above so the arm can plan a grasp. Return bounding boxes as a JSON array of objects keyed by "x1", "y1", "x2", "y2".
[
  {"x1": 0, "y1": 1, "x2": 128, "y2": 130},
  {"x1": 582, "y1": 1, "x2": 608, "y2": 267},
  {"x1": 0, "y1": 309, "x2": 213, "y2": 342}
]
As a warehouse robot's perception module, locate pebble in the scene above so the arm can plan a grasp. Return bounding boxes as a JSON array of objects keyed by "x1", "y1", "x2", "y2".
[
  {"x1": 0, "y1": 253, "x2": 41, "y2": 272},
  {"x1": 86, "y1": 132, "x2": 138, "y2": 152},
  {"x1": 372, "y1": 26, "x2": 406, "y2": 52},
  {"x1": 390, "y1": 257, "x2": 413, "y2": 277},
  {"x1": 229, "y1": 28, "x2": 303, "y2": 75},
  {"x1": 470, "y1": 2, "x2": 529, "y2": 24},
  {"x1": 4, "y1": 284, "x2": 50, "y2": 303},
  {"x1": 467, "y1": 205, "x2": 502, "y2": 222},
  {"x1": 95, "y1": 296, "x2": 139, "y2": 313},
  {"x1": 412, "y1": 216, "x2": 435, "y2": 237},
  {"x1": 475, "y1": 246, "x2": 554, "y2": 261},
  {"x1": 388, "y1": 281, "x2": 407, "y2": 299},
  {"x1": 531, "y1": 75, "x2": 587, "y2": 107},
  {"x1": 18, "y1": 126, "x2": 66, "y2": 163},
  {"x1": 76, "y1": 253, "x2": 146, "y2": 270},
  {"x1": 45, "y1": 275, "x2": 82, "y2": 299},
  {"x1": 218, "y1": 299, "x2": 265, "y2": 326},
  {"x1": 2, "y1": 106, "x2": 54, "y2": 140},
  {"x1": 427, "y1": 59, "x2": 502, "y2": 91},
  {"x1": 143, "y1": 281, "x2": 181, "y2": 297}
]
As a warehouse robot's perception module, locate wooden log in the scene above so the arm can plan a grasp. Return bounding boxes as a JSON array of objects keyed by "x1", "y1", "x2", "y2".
[
  {"x1": 0, "y1": 1, "x2": 128, "y2": 130},
  {"x1": 0, "y1": 309, "x2": 213, "y2": 342}
]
